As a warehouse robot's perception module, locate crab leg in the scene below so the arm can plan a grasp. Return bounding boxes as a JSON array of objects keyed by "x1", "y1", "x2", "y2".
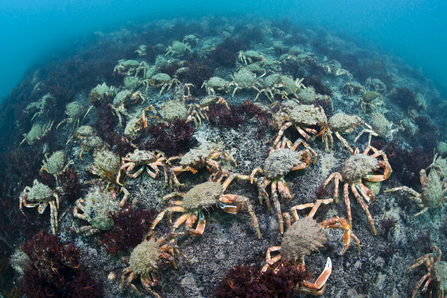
[
  {"x1": 262, "y1": 246, "x2": 282, "y2": 271},
  {"x1": 257, "y1": 178, "x2": 271, "y2": 211},
  {"x1": 273, "y1": 122, "x2": 293, "y2": 147},
  {"x1": 221, "y1": 173, "x2": 250, "y2": 192},
  {"x1": 151, "y1": 206, "x2": 186, "y2": 230},
  {"x1": 356, "y1": 181, "x2": 376, "y2": 203},
  {"x1": 49, "y1": 201, "x2": 58, "y2": 235},
  {"x1": 250, "y1": 168, "x2": 263, "y2": 184},
  {"x1": 323, "y1": 172, "x2": 342, "y2": 203},
  {"x1": 307, "y1": 199, "x2": 334, "y2": 219},
  {"x1": 277, "y1": 179, "x2": 292, "y2": 201},
  {"x1": 334, "y1": 131, "x2": 354, "y2": 154},
  {"x1": 118, "y1": 187, "x2": 130, "y2": 208},
  {"x1": 410, "y1": 273, "x2": 431, "y2": 298},
  {"x1": 210, "y1": 150, "x2": 237, "y2": 167},
  {"x1": 219, "y1": 194, "x2": 261, "y2": 238},
  {"x1": 298, "y1": 257, "x2": 332, "y2": 295},
  {"x1": 172, "y1": 213, "x2": 190, "y2": 232},
  {"x1": 186, "y1": 212, "x2": 206, "y2": 236},
  {"x1": 20, "y1": 200, "x2": 40, "y2": 213},
  {"x1": 344, "y1": 183, "x2": 352, "y2": 228},
  {"x1": 271, "y1": 181, "x2": 284, "y2": 234},
  {"x1": 283, "y1": 212, "x2": 292, "y2": 229},
  {"x1": 141, "y1": 274, "x2": 162, "y2": 298},
  {"x1": 321, "y1": 217, "x2": 360, "y2": 254},
  {"x1": 351, "y1": 184, "x2": 377, "y2": 235}
]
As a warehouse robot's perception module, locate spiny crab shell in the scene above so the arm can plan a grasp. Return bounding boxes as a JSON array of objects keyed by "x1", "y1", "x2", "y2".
[
  {"x1": 281, "y1": 217, "x2": 327, "y2": 261},
  {"x1": 423, "y1": 170, "x2": 444, "y2": 209},
  {"x1": 182, "y1": 182, "x2": 223, "y2": 210},
  {"x1": 129, "y1": 239, "x2": 162, "y2": 275},
  {"x1": 431, "y1": 261, "x2": 447, "y2": 292},
  {"x1": 180, "y1": 148, "x2": 214, "y2": 168},
  {"x1": 26, "y1": 182, "x2": 54, "y2": 203},
  {"x1": 341, "y1": 154, "x2": 380, "y2": 183},
  {"x1": 263, "y1": 148, "x2": 309, "y2": 180},
  {"x1": 328, "y1": 113, "x2": 359, "y2": 131},
  {"x1": 160, "y1": 99, "x2": 189, "y2": 122},
  {"x1": 288, "y1": 104, "x2": 326, "y2": 126},
  {"x1": 127, "y1": 149, "x2": 157, "y2": 164}
]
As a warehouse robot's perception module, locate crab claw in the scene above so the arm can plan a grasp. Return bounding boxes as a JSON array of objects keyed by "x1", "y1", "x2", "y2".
[{"x1": 297, "y1": 257, "x2": 332, "y2": 295}]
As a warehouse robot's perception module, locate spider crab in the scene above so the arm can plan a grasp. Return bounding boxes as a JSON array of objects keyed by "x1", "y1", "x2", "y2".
[
  {"x1": 120, "y1": 231, "x2": 187, "y2": 297},
  {"x1": 385, "y1": 163, "x2": 446, "y2": 220},
  {"x1": 151, "y1": 173, "x2": 261, "y2": 238},
  {"x1": 117, "y1": 149, "x2": 168, "y2": 187},
  {"x1": 272, "y1": 104, "x2": 330, "y2": 151},
  {"x1": 408, "y1": 245, "x2": 447, "y2": 298},
  {"x1": 324, "y1": 146, "x2": 392, "y2": 235},
  {"x1": 147, "y1": 73, "x2": 180, "y2": 97},
  {"x1": 19, "y1": 179, "x2": 60, "y2": 234},
  {"x1": 166, "y1": 146, "x2": 236, "y2": 188},
  {"x1": 229, "y1": 67, "x2": 264, "y2": 98},
  {"x1": 237, "y1": 50, "x2": 267, "y2": 65},
  {"x1": 359, "y1": 91, "x2": 384, "y2": 114},
  {"x1": 201, "y1": 77, "x2": 231, "y2": 95},
  {"x1": 250, "y1": 136, "x2": 316, "y2": 234},
  {"x1": 326, "y1": 112, "x2": 373, "y2": 153},
  {"x1": 259, "y1": 73, "x2": 304, "y2": 102},
  {"x1": 73, "y1": 186, "x2": 120, "y2": 236},
  {"x1": 39, "y1": 150, "x2": 73, "y2": 185},
  {"x1": 262, "y1": 199, "x2": 360, "y2": 295},
  {"x1": 56, "y1": 101, "x2": 89, "y2": 129}
]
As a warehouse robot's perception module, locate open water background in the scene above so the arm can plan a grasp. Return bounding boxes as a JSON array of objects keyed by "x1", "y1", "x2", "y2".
[{"x1": 0, "y1": 0, "x2": 446, "y2": 101}]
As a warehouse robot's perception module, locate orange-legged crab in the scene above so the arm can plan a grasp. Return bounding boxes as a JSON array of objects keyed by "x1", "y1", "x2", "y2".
[
  {"x1": 322, "y1": 59, "x2": 353, "y2": 81},
  {"x1": 326, "y1": 112, "x2": 373, "y2": 153},
  {"x1": 408, "y1": 245, "x2": 447, "y2": 298},
  {"x1": 151, "y1": 173, "x2": 261, "y2": 239},
  {"x1": 343, "y1": 81, "x2": 366, "y2": 96},
  {"x1": 166, "y1": 147, "x2": 237, "y2": 188},
  {"x1": 19, "y1": 179, "x2": 60, "y2": 234},
  {"x1": 272, "y1": 104, "x2": 330, "y2": 150},
  {"x1": 385, "y1": 165, "x2": 446, "y2": 220},
  {"x1": 120, "y1": 231, "x2": 187, "y2": 297},
  {"x1": 261, "y1": 199, "x2": 360, "y2": 295},
  {"x1": 250, "y1": 137, "x2": 316, "y2": 234},
  {"x1": 117, "y1": 149, "x2": 168, "y2": 187},
  {"x1": 324, "y1": 146, "x2": 392, "y2": 235}
]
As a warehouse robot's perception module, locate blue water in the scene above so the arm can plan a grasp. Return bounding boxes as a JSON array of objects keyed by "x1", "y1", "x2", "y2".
[{"x1": 1, "y1": 0, "x2": 446, "y2": 100}]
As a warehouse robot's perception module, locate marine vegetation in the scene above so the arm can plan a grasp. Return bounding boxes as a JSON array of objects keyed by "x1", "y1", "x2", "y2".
[
  {"x1": 0, "y1": 14, "x2": 446, "y2": 298},
  {"x1": 20, "y1": 231, "x2": 99, "y2": 298}
]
